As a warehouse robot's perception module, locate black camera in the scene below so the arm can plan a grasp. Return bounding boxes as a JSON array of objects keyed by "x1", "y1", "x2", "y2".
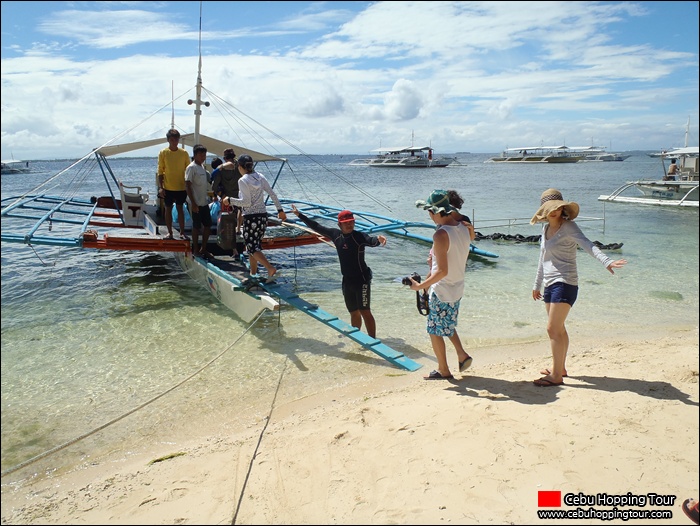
[{"x1": 402, "y1": 272, "x2": 421, "y2": 286}]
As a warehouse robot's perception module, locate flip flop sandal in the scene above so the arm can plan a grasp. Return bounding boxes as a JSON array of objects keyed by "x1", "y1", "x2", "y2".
[{"x1": 424, "y1": 370, "x2": 453, "y2": 380}]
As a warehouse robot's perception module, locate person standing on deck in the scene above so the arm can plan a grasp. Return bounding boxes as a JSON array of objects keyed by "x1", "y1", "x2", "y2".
[
  {"x1": 185, "y1": 144, "x2": 213, "y2": 258},
  {"x1": 225, "y1": 154, "x2": 286, "y2": 282},
  {"x1": 290, "y1": 204, "x2": 387, "y2": 338},
  {"x1": 211, "y1": 148, "x2": 243, "y2": 256},
  {"x1": 157, "y1": 129, "x2": 190, "y2": 240}
]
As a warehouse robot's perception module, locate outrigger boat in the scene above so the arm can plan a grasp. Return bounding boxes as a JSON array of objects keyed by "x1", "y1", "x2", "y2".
[
  {"x1": 598, "y1": 120, "x2": 698, "y2": 207},
  {"x1": 1, "y1": 18, "x2": 498, "y2": 372},
  {"x1": 1, "y1": 159, "x2": 31, "y2": 174}
]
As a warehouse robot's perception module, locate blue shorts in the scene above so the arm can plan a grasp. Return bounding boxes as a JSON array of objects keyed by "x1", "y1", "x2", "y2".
[
  {"x1": 426, "y1": 292, "x2": 461, "y2": 337},
  {"x1": 543, "y1": 282, "x2": 578, "y2": 306}
]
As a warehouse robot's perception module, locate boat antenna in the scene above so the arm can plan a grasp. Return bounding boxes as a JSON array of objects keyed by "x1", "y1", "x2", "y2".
[
  {"x1": 170, "y1": 81, "x2": 175, "y2": 131},
  {"x1": 187, "y1": 0, "x2": 209, "y2": 144}
]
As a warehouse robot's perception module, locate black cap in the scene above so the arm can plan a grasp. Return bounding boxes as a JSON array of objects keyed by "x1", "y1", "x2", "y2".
[{"x1": 238, "y1": 154, "x2": 253, "y2": 165}]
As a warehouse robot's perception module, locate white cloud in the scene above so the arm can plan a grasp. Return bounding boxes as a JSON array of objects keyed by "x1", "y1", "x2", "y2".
[{"x1": 1, "y1": 1, "x2": 698, "y2": 160}]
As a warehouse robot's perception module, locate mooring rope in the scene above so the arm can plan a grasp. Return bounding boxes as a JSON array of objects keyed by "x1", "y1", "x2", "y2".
[{"x1": 1, "y1": 310, "x2": 267, "y2": 478}]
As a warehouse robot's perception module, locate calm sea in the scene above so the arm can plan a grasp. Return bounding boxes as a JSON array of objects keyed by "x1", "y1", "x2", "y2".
[{"x1": 1, "y1": 153, "x2": 698, "y2": 481}]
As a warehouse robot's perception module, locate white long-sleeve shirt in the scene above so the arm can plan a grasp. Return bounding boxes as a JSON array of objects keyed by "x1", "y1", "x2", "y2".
[
  {"x1": 228, "y1": 171, "x2": 282, "y2": 216},
  {"x1": 533, "y1": 220, "x2": 613, "y2": 290}
]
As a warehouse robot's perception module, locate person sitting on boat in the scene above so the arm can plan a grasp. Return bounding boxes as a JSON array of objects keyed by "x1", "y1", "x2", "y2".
[
  {"x1": 225, "y1": 154, "x2": 286, "y2": 282},
  {"x1": 664, "y1": 158, "x2": 679, "y2": 180},
  {"x1": 157, "y1": 128, "x2": 191, "y2": 240},
  {"x1": 290, "y1": 204, "x2": 387, "y2": 338},
  {"x1": 185, "y1": 144, "x2": 213, "y2": 258}
]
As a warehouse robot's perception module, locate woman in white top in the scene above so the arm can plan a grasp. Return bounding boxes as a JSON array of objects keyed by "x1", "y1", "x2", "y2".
[
  {"x1": 226, "y1": 154, "x2": 287, "y2": 281},
  {"x1": 530, "y1": 188, "x2": 627, "y2": 387},
  {"x1": 409, "y1": 189, "x2": 473, "y2": 380}
]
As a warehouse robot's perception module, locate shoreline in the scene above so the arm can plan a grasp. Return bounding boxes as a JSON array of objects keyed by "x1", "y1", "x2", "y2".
[{"x1": 2, "y1": 328, "x2": 698, "y2": 524}]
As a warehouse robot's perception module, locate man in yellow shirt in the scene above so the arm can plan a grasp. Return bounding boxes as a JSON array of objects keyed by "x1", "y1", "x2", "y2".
[{"x1": 157, "y1": 129, "x2": 191, "y2": 239}]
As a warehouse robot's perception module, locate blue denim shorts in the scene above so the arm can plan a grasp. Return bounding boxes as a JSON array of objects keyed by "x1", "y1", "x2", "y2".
[{"x1": 543, "y1": 282, "x2": 579, "y2": 306}]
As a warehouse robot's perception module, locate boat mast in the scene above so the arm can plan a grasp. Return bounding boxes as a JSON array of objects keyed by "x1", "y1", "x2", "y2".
[{"x1": 187, "y1": 1, "x2": 209, "y2": 144}]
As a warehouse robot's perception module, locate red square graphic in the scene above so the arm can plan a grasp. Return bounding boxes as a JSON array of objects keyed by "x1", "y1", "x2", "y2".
[{"x1": 538, "y1": 490, "x2": 562, "y2": 507}]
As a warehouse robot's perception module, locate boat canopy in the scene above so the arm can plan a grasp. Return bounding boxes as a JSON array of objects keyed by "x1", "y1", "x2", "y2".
[
  {"x1": 369, "y1": 145, "x2": 432, "y2": 154},
  {"x1": 96, "y1": 132, "x2": 284, "y2": 162},
  {"x1": 504, "y1": 146, "x2": 571, "y2": 152}
]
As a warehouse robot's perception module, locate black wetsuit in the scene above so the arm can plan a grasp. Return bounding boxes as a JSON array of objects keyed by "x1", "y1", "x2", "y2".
[{"x1": 297, "y1": 212, "x2": 381, "y2": 311}]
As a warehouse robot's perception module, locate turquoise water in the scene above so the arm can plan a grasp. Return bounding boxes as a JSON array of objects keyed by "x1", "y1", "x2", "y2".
[{"x1": 1, "y1": 154, "x2": 698, "y2": 481}]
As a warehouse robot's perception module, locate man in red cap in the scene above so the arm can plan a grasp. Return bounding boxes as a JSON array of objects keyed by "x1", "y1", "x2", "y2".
[{"x1": 290, "y1": 205, "x2": 386, "y2": 338}]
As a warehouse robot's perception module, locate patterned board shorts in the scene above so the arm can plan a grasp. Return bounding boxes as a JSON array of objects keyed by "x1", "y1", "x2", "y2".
[
  {"x1": 426, "y1": 292, "x2": 461, "y2": 337},
  {"x1": 242, "y1": 213, "x2": 268, "y2": 254}
]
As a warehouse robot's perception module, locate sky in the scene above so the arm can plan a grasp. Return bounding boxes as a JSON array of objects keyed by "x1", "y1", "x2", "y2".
[{"x1": 1, "y1": 1, "x2": 698, "y2": 160}]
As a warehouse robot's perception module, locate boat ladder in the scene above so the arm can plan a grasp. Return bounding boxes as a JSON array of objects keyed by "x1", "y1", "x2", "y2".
[{"x1": 257, "y1": 280, "x2": 422, "y2": 371}]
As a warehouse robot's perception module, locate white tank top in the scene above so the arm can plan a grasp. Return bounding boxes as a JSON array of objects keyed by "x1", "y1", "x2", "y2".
[{"x1": 430, "y1": 223, "x2": 471, "y2": 303}]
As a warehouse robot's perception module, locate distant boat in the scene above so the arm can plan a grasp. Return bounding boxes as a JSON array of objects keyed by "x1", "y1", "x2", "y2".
[
  {"x1": 485, "y1": 146, "x2": 584, "y2": 163},
  {"x1": 349, "y1": 145, "x2": 456, "y2": 168},
  {"x1": 1, "y1": 159, "x2": 31, "y2": 174},
  {"x1": 568, "y1": 146, "x2": 630, "y2": 162}
]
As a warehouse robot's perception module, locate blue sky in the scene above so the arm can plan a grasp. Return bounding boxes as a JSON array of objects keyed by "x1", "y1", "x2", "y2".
[{"x1": 1, "y1": 1, "x2": 698, "y2": 160}]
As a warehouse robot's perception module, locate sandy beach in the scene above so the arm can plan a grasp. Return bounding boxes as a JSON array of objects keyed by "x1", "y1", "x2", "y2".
[{"x1": 1, "y1": 328, "x2": 698, "y2": 525}]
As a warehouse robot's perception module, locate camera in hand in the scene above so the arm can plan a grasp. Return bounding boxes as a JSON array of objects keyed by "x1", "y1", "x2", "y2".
[{"x1": 402, "y1": 272, "x2": 421, "y2": 286}]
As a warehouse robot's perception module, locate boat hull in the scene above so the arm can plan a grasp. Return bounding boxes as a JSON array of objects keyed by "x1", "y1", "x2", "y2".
[
  {"x1": 598, "y1": 180, "x2": 698, "y2": 207},
  {"x1": 174, "y1": 251, "x2": 279, "y2": 324}
]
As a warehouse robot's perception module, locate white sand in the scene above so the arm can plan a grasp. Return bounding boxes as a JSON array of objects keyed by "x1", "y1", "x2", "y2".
[{"x1": 1, "y1": 329, "x2": 698, "y2": 525}]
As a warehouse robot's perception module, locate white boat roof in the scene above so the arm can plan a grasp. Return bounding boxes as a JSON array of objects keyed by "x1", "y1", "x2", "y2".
[
  {"x1": 1, "y1": 159, "x2": 28, "y2": 164},
  {"x1": 567, "y1": 146, "x2": 606, "y2": 152},
  {"x1": 663, "y1": 146, "x2": 699, "y2": 156},
  {"x1": 504, "y1": 146, "x2": 571, "y2": 151},
  {"x1": 96, "y1": 132, "x2": 283, "y2": 162},
  {"x1": 370, "y1": 146, "x2": 432, "y2": 153}
]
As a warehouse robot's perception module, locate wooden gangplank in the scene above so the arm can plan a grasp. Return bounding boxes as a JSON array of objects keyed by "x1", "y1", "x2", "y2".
[{"x1": 256, "y1": 280, "x2": 422, "y2": 372}]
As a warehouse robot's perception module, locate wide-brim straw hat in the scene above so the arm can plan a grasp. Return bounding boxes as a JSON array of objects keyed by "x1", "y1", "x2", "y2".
[{"x1": 530, "y1": 188, "x2": 580, "y2": 224}]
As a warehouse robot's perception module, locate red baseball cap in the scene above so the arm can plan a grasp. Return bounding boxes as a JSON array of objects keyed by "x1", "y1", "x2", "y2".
[{"x1": 338, "y1": 210, "x2": 355, "y2": 223}]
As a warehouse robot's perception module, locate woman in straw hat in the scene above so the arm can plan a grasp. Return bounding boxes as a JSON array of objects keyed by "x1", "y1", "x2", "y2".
[{"x1": 530, "y1": 188, "x2": 627, "y2": 387}]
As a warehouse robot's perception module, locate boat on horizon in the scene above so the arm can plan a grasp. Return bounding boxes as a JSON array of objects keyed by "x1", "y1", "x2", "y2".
[
  {"x1": 485, "y1": 146, "x2": 584, "y2": 163},
  {"x1": 349, "y1": 145, "x2": 456, "y2": 168},
  {"x1": 349, "y1": 132, "x2": 457, "y2": 168},
  {"x1": 1, "y1": 159, "x2": 31, "y2": 174},
  {"x1": 568, "y1": 146, "x2": 630, "y2": 162}
]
